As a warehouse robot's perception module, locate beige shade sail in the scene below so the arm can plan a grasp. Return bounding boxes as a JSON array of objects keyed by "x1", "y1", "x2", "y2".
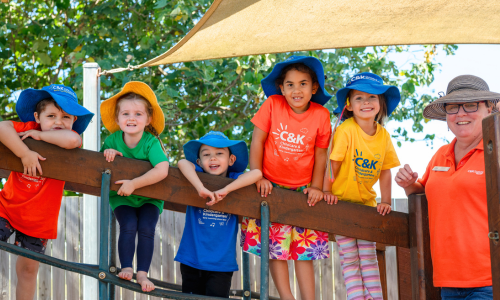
[{"x1": 137, "y1": 0, "x2": 500, "y2": 68}]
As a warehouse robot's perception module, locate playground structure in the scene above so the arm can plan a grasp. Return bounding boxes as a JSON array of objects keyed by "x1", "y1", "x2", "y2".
[{"x1": 0, "y1": 0, "x2": 499, "y2": 298}]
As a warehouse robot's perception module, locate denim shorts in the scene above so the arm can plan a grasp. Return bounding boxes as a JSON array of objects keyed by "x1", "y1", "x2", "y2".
[{"x1": 441, "y1": 286, "x2": 493, "y2": 300}]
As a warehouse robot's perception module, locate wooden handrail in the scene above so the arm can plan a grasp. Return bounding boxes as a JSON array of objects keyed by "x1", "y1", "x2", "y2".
[{"x1": 0, "y1": 138, "x2": 410, "y2": 248}]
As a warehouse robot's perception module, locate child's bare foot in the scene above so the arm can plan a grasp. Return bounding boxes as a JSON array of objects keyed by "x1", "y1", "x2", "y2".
[
  {"x1": 118, "y1": 267, "x2": 133, "y2": 281},
  {"x1": 136, "y1": 271, "x2": 155, "y2": 292}
]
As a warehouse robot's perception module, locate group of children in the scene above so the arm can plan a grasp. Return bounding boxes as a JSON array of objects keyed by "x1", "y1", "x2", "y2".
[{"x1": 0, "y1": 55, "x2": 401, "y2": 300}]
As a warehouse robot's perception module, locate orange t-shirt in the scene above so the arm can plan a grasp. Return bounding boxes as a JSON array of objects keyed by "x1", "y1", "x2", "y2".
[
  {"x1": 251, "y1": 95, "x2": 331, "y2": 186},
  {"x1": 418, "y1": 138, "x2": 491, "y2": 287},
  {"x1": 0, "y1": 121, "x2": 67, "y2": 239}
]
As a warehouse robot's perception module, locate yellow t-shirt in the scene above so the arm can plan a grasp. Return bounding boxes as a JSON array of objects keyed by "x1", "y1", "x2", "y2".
[{"x1": 330, "y1": 118, "x2": 400, "y2": 207}]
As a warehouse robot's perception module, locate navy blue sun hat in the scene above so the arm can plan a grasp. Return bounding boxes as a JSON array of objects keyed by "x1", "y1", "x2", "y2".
[
  {"x1": 183, "y1": 131, "x2": 249, "y2": 173},
  {"x1": 261, "y1": 56, "x2": 332, "y2": 106},
  {"x1": 334, "y1": 72, "x2": 401, "y2": 116},
  {"x1": 16, "y1": 84, "x2": 94, "y2": 134}
]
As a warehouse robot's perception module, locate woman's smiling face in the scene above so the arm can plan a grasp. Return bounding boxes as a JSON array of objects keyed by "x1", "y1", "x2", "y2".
[{"x1": 446, "y1": 101, "x2": 492, "y2": 141}]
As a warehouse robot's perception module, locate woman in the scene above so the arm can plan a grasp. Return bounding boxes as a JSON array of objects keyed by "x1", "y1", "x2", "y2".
[{"x1": 395, "y1": 75, "x2": 500, "y2": 299}]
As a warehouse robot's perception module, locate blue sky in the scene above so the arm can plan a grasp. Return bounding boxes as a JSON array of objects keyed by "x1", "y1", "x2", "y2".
[{"x1": 379, "y1": 44, "x2": 500, "y2": 198}]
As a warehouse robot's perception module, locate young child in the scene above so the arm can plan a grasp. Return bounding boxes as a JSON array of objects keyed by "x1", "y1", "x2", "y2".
[
  {"x1": 242, "y1": 56, "x2": 332, "y2": 300},
  {"x1": 100, "y1": 81, "x2": 169, "y2": 292},
  {"x1": 175, "y1": 131, "x2": 262, "y2": 298},
  {"x1": 0, "y1": 84, "x2": 93, "y2": 300},
  {"x1": 324, "y1": 72, "x2": 401, "y2": 300}
]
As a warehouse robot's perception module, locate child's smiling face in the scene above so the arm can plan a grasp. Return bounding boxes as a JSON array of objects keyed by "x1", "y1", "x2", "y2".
[
  {"x1": 347, "y1": 90, "x2": 381, "y2": 121},
  {"x1": 34, "y1": 102, "x2": 77, "y2": 131},
  {"x1": 116, "y1": 99, "x2": 152, "y2": 136},
  {"x1": 197, "y1": 144, "x2": 236, "y2": 177},
  {"x1": 280, "y1": 69, "x2": 319, "y2": 114}
]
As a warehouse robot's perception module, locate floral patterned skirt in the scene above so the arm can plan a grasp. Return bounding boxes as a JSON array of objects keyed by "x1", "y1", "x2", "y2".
[{"x1": 240, "y1": 183, "x2": 330, "y2": 260}]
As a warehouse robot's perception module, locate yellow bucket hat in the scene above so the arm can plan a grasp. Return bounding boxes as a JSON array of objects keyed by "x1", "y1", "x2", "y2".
[{"x1": 100, "y1": 81, "x2": 165, "y2": 134}]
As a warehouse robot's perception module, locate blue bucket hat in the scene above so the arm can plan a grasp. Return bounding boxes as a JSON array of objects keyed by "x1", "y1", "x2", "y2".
[
  {"x1": 183, "y1": 131, "x2": 249, "y2": 173},
  {"x1": 16, "y1": 84, "x2": 94, "y2": 134},
  {"x1": 261, "y1": 56, "x2": 332, "y2": 106},
  {"x1": 334, "y1": 72, "x2": 401, "y2": 116}
]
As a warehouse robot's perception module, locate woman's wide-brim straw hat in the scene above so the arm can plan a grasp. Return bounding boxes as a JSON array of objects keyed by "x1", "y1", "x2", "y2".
[
  {"x1": 423, "y1": 75, "x2": 500, "y2": 121},
  {"x1": 101, "y1": 81, "x2": 165, "y2": 134}
]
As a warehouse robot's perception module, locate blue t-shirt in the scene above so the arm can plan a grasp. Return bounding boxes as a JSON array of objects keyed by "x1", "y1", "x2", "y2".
[{"x1": 174, "y1": 165, "x2": 242, "y2": 272}]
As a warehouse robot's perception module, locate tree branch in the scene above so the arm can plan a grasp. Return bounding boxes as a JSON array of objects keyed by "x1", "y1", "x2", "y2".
[{"x1": 165, "y1": 71, "x2": 243, "y2": 127}]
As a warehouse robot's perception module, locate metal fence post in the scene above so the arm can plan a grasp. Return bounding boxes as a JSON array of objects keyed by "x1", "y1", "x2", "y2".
[
  {"x1": 82, "y1": 62, "x2": 101, "y2": 299},
  {"x1": 242, "y1": 250, "x2": 251, "y2": 300},
  {"x1": 260, "y1": 202, "x2": 270, "y2": 300},
  {"x1": 99, "y1": 170, "x2": 111, "y2": 299}
]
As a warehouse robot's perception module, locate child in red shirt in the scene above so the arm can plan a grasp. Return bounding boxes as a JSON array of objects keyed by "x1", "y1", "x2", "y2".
[
  {"x1": 241, "y1": 56, "x2": 332, "y2": 300},
  {"x1": 0, "y1": 85, "x2": 93, "y2": 300}
]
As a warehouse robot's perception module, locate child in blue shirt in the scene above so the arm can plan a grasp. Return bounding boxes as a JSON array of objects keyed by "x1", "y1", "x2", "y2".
[{"x1": 175, "y1": 131, "x2": 261, "y2": 298}]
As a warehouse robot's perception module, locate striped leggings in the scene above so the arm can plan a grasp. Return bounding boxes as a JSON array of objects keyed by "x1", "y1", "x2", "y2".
[{"x1": 336, "y1": 235, "x2": 383, "y2": 300}]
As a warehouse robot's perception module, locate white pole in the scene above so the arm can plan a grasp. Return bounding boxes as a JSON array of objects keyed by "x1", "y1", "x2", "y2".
[{"x1": 82, "y1": 62, "x2": 100, "y2": 299}]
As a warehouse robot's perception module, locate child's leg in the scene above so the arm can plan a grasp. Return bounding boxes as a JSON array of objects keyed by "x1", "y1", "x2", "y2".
[
  {"x1": 114, "y1": 205, "x2": 139, "y2": 280},
  {"x1": 336, "y1": 235, "x2": 366, "y2": 300},
  {"x1": 180, "y1": 263, "x2": 207, "y2": 295},
  {"x1": 269, "y1": 260, "x2": 295, "y2": 300},
  {"x1": 358, "y1": 240, "x2": 383, "y2": 300},
  {"x1": 295, "y1": 260, "x2": 315, "y2": 300},
  {"x1": 205, "y1": 270, "x2": 233, "y2": 297},
  {"x1": 16, "y1": 256, "x2": 39, "y2": 300},
  {"x1": 135, "y1": 203, "x2": 160, "y2": 292}
]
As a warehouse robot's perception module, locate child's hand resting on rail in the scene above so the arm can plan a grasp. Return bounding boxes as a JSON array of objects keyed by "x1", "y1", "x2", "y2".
[{"x1": 103, "y1": 149, "x2": 123, "y2": 162}]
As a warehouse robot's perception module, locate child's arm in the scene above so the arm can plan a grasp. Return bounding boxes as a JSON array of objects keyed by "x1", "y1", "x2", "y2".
[
  {"x1": 115, "y1": 161, "x2": 169, "y2": 197},
  {"x1": 249, "y1": 127, "x2": 273, "y2": 197},
  {"x1": 211, "y1": 169, "x2": 262, "y2": 206},
  {"x1": 18, "y1": 129, "x2": 81, "y2": 149},
  {"x1": 377, "y1": 169, "x2": 392, "y2": 216},
  {"x1": 323, "y1": 160, "x2": 341, "y2": 205},
  {"x1": 304, "y1": 146, "x2": 327, "y2": 206},
  {"x1": 0, "y1": 121, "x2": 46, "y2": 176},
  {"x1": 177, "y1": 159, "x2": 216, "y2": 203}
]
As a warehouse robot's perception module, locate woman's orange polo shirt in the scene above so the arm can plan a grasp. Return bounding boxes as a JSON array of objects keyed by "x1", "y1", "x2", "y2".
[{"x1": 418, "y1": 138, "x2": 491, "y2": 288}]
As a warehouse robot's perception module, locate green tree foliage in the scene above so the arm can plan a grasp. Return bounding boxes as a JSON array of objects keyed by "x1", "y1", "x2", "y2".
[{"x1": 0, "y1": 1, "x2": 456, "y2": 163}]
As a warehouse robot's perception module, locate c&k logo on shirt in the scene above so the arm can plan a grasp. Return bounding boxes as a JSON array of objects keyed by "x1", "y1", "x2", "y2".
[
  {"x1": 273, "y1": 123, "x2": 306, "y2": 145},
  {"x1": 272, "y1": 123, "x2": 310, "y2": 161},
  {"x1": 353, "y1": 149, "x2": 380, "y2": 183}
]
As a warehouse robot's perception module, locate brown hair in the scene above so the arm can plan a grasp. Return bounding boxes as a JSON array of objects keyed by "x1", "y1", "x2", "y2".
[
  {"x1": 35, "y1": 98, "x2": 62, "y2": 115},
  {"x1": 274, "y1": 63, "x2": 319, "y2": 90},
  {"x1": 342, "y1": 90, "x2": 388, "y2": 126},
  {"x1": 115, "y1": 93, "x2": 166, "y2": 153}
]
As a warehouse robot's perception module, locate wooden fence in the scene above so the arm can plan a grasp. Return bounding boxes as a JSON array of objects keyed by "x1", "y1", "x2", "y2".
[{"x1": 0, "y1": 197, "x2": 408, "y2": 300}]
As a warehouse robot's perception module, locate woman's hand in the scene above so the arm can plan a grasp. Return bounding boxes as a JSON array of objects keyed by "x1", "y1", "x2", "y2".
[
  {"x1": 395, "y1": 164, "x2": 418, "y2": 188},
  {"x1": 304, "y1": 186, "x2": 323, "y2": 206},
  {"x1": 377, "y1": 203, "x2": 392, "y2": 216},
  {"x1": 104, "y1": 149, "x2": 123, "y2": 162},
  {"x1": 256, "y1": 178, "x2": 273, "y2": 197},
  {"x1": 323, "y1": 191, "x2": 338, "y2": 205},
  {"x1": 115, "y1": 179, "x2": 136, "y2": 196}
]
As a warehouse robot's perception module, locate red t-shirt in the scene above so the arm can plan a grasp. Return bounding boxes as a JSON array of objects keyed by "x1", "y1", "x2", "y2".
[
  {"x1": 0, "y1": 121, "x2": 67, "y2": 239},
  {"x1": 418, "y1": 138, "x2": 491, "y2": 287},
  {"x1": 251, "y1": 95, "x2": 331, "y2": 186}
]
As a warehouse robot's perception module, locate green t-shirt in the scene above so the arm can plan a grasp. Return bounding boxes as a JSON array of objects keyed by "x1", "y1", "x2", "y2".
[{"x1": 100, "y1": 131, "x2": 168, "y2": 213}]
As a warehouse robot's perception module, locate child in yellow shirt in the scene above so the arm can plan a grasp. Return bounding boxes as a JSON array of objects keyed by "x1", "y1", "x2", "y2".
[{"x1": 324, "y1": 72, "x2": 401, "y2": 300}]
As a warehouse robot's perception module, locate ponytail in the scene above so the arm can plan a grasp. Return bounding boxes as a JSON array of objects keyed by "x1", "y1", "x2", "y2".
[{"x1": 145, "y1": 124, "x2": 167, "y2": 154}]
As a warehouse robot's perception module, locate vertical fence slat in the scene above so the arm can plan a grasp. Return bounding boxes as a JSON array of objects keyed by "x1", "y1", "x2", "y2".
[
  {"x1": 38, "y1": 241, "x2": 51, "y2": 300},
  {"x1": 321, "y1": 242, "x2": 334, "y2": 300},
  {"x1": 0, "y1": 243, "x2": 8, "y2": 300},
  {"x1": 66, "y1": 197, "x2": 80, "y2": 300},
  {"x1": 333, "y1": 242, "x2": 346, "y2": 300},
  {"x1": 174, "y1": 212, "x2": 185, "y2": 285},
  {"x1": 161, "y1": 210, "x2": 175, "y2": 285},
  {"x1": 9, "y1": 236, "x2": 17, "y2": 300},
  {"x1": 79, "y1": 197, "x2": 84, "y2": 300},
  {"x1": 53, "y1": 200, "x2": 66, "y2": 300}
]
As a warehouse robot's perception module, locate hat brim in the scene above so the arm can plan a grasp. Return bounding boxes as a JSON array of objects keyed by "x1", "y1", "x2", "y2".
[
  {"x1": 16, "y1": 89, "x2": 94, "y2": 135},
  {"x1": 101, "y1": 82, "x2": 165, "y2": 134},
  {"x1": 334, "y1": 84, "x2": 401, "y2": 116},
  {"x1": 423, "y1": 89, "x2": 500, "y2": 120},
  {"x1": 183, "y1": 138, "x2": 249, "y2": 173},
  {"x1": 261, "y1": 56, "x2": 332, "y2": 106}
]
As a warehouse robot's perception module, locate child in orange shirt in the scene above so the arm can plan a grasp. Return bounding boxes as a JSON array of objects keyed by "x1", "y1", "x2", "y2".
[
  {"x1": 0, "y1": 85, "x2": 93, "y2": 300},
  {"x1": 241, "y1": 56, "x2": 332, "y2": 300}
]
